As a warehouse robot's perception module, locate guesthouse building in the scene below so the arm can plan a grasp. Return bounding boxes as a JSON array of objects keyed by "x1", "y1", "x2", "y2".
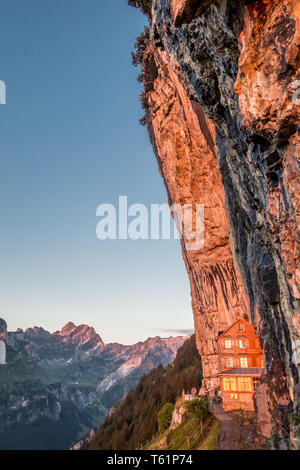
[{"x1": 217, "y1": 319, "x2": 264, "y2": 412}]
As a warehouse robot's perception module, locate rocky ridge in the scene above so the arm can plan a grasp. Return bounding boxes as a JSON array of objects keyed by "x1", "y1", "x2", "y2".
[{"x1": 0, "y1": 318, "x2": 187, "y2": 449}]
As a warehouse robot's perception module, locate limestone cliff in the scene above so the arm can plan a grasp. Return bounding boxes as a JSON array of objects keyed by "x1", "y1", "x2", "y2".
[
  {"x1": 142, "y1": 42, "x2": 249, "y2": 392},
  {"x1": 129, "y1": 0, "x2": 300, "y2": 448}
]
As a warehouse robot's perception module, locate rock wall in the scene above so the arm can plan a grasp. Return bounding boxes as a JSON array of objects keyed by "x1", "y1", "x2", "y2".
[
  {"x1": 170, "y1": 404, "x2": 188, "y2": 429},
  {"x1": 0, "y1": 319, "x2": 7, "y2": 342},
  {"x1": 0, "y1": 341, "x2": 6, "y2": 365},
  {"x1": 0, "y1": 320, "x2": 7, "y2": 365},
  {"x1": 143, "y1": 42, "x2": 249, "y2": 392},
  {"x1": 130, "y1": 0, "x2": 300, "y2": 448}
]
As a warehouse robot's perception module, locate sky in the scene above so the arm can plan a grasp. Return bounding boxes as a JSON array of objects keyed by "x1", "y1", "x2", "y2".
[{"x1": 0, "y1": 0, "x2": 194, "y2": 344}]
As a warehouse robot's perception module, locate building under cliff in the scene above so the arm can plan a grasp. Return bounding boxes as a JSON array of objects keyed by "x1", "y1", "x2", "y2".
[{"x1": 217, "y1": 319, "x2": 264, "y2": 412}]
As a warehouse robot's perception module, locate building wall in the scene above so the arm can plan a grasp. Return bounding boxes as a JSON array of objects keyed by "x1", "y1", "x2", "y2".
[
  {"x1": 217, "y1": 320, "x2": 263, "y2": 412},
  {"x1": 217, "y1": 320, "x2": 264, "y2": 372},
  {"x1": 222, "y1": 392, "x2": 254, "y2": 412}
]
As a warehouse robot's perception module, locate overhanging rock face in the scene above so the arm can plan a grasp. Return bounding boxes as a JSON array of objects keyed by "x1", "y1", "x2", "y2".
[
  {"x1": 129, "y1": 0, "x2": 300, "y2": 448},
  {"x1": 143, "y1": 42, "x2": 250, "y2": 394}
]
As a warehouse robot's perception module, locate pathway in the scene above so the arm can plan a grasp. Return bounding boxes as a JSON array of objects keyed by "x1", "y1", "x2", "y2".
[{"x1": 213, "y1": 404, "x2": 253, "y2": 450}]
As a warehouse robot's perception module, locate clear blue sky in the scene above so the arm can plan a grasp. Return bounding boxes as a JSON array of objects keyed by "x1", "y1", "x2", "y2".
[{"x1": 0, "y1": 0, "x2": 193, "y2": 344}]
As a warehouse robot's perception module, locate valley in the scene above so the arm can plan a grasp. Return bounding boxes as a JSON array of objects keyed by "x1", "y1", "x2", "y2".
[{"x1": 0, "y1": 318, "x2": 187, "y2": 450}]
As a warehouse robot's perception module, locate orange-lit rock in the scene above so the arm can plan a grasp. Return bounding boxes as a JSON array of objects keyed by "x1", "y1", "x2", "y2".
[
  {"x1": 170, "y1": 0, "x2": 215, "y2": 26},
  {"x1": 130, "y1": 0, "x2": 300, "y2": 448},
  {"x1": 143, "y1": 43, "x2": 250, "y2": 392},
  {"x1": 235, "y1": 2, "x2": 300, "y2": 444},
  {"x1": 235, "y1": 0, "x2": 300, "y2": 136},
  {"x1": 236, "y1": 0, "x2": 300, "y2": 336}
]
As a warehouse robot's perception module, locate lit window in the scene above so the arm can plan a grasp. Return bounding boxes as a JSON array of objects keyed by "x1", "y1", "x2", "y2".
[
  {"x1": 229, "y1": 377, "x2": 237, "y2": 391},
  {"x1": 239, "y1": 339, "x2": 246, "y2": 349},
  {"x1": 224, "y1": 339, "x2": 232, "y2": 349},
  {"x1": 223, "y1": 378, "x2": 230, "y2": 391},
  {"x1": 225, "y1": 357, "x2": 233, "y2": 368},
  {"x1": 230, "y1": 393, "x2": 238, "y2": 400},
  {"x1": 238, "y1": 323, "x2": 245, "y2": 332},
  {"x1": 240, "y1": 357, "x2": 248, "y2": 368},
  {"x1": 238, "y1": 377, "x2": 252, "y2": 392}
]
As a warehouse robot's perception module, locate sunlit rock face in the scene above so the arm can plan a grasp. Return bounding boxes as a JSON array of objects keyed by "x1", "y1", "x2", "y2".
[
  {"x1": 143, "y1": 42, "x2": 249, "y2": 393},
  {"x1": 130, "y1": 0, "x2": 300, "y2": 448},
  {"x1": 235, "y1": 0, "x2": 300, "y2": 335},
  {"x1": 170, "y1": 0, "x2": 216, "y2": 26},
  {"x1": 54, "y1": 322, "x2": 105, "y2": 352}
]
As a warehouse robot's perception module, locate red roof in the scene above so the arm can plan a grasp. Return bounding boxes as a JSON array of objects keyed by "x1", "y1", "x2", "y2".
[{"x1": 216, "y1": 318, "x2": 249, "y2": 340}]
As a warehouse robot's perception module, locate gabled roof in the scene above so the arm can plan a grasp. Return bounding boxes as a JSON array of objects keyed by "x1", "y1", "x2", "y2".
[{"x1": 216, "y1": 318, "x2": 249, "y2": 340}]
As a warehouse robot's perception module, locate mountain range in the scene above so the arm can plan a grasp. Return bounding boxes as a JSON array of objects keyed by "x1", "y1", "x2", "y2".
[{"x1": 0, "y1": 318, "x2": 188, "y2": 450}]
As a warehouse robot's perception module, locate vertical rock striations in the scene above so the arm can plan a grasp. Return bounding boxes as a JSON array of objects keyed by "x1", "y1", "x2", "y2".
[
  {"x1": 129, "y1": 0, "x2": 300, "y2": 448},
  {"x1": 143, "y1": 42, "x2": 249, "y2": 393}
]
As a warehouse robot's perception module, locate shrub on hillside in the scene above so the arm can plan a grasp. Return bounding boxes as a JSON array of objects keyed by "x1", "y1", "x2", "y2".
[{"x1": 185, "y1": 398, "x2": 209, "y2": 433}]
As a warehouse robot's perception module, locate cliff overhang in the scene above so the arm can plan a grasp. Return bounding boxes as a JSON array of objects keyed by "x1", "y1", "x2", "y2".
[{"x1": 129, "y1": 0, "x2": 300, "y2": 449}]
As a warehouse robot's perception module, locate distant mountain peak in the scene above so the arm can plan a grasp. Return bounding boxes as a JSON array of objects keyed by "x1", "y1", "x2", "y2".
[
  {"x1": 56, "y1": 322, "x2": 104, "y2": 350},
  {"x1": 24, "y1": 326, "x2": 51, "y2": 338},
  {"x1": 59, "y1": 322, "x2": 77, "y2": 336}
]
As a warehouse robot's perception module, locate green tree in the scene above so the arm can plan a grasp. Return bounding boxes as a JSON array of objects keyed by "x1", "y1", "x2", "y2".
[
  {"x1": 158, "y1": 402, "x2": 174, "y2": 434},
  {"x1": 186, "y1": 398, "x2": 209, "y2": 434}
]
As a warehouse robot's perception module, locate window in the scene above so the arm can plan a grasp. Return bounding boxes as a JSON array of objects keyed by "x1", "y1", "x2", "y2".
[
  {"x1": 224, "y1": 339, "x2": 232, "y2": 349},
  {"x1": 229, "y1": 377, "x2": 237, "y2": 391},
  {"x1": 225, "y1": 357, "x2": 233, "y2": 368},
  {"x1": 239, "y1": 339, "x2": 246, "y2": 349},
  {"x1": 223, "y1": 377, "x2": 239, "y2": 392},
  {"x1": 240, "y1": 357, "x2": 248, "y2": 368},
  {"x1": 237, "y1": 377, "x2": 252, "y2": 392},
  {"x1": 238, "y1": 323, "x2": 245, "y2": 332},
  {"x1": 230, "y1": 393, "x2": 238, "y2": 400},
  {"x1": 223, "y1": 378, "x2": 230, "y2": 391}
]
